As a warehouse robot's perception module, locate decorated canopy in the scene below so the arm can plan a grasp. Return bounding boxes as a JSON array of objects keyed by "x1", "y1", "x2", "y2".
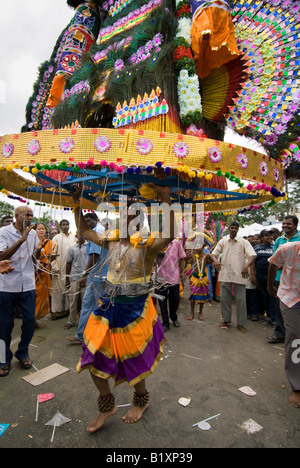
[{"x1": 1, "y1": 0, "x2": 299, "y2": 213}]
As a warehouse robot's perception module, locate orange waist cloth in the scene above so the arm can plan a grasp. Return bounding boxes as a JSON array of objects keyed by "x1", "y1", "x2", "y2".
[{"x1": 191, "y1": 6, "x2": 239, "y2": 79}]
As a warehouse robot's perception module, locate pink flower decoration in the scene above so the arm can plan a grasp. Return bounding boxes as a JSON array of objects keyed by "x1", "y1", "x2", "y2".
[
  {"x1": 236, "y1": 153, "x2": 248, "y2": 169},
  {"x1": 116, "y1": 166, "x2": 123, "y2": 173},
  {"x1": 259, "y1": 161, "x2": 269, "y2": 176},
  {"x1": 1, "y1": 142, "x2": 14, "y2": 158},
  {"x1": 86, "y1": 159, "x2": 95, "y2": 167},
  {"x1": 109, "y1": 162, "x2": 116, "y2": 170},
  {"x1": 273, "y1": 168, "x2": 280, "y2": 182},
  {"x1": 173, "y1": 141, "x2": 189, "y2": 159},
  {"x1": 208, "y1": 147, "x2": 222, "y2": 163},
  {"x1": 27, "y1": 139, "x2": 40, "y2": 156},
  {"x1": 136, "y1": 138, "x2": 153, "y2": 155},
  {"x1": 100, "y1": 160, "x2": 108, "y2": 166},
  {"x1": 94, "y1": 136, "x2": 112, "y2": 153},
  {"x1": 58, "y1": 137, "x2": 75, "y2": 154},
  {"x1": 77, "y1": 161, "x2": 86, "y2": 169}
]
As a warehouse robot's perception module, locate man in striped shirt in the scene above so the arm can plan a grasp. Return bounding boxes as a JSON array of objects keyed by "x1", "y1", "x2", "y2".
[{"x1": 268, "y1": 242, "x2": 300, "y2": 409}]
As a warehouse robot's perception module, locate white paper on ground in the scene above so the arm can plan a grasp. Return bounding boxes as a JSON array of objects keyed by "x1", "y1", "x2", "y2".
[
  {"x1": 22, "y1": 363, "x2": 69, "y2": 386},
  {"x1": 178, "y1": 397, "x2": 191, "y2": 407},
  {"x1": 239, "y1": 386, "x2": 257, "y2": 396},
  {"x1": 240, "y1": 419, "x2": 263, "y2": 434}
]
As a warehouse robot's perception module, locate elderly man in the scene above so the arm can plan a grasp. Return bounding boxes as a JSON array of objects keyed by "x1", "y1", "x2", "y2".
[
  {"x1": 268, "y1": 242, "x2": 300, "y2": 409},
  {"x1": 0, "y1": 207, "x2": 46, "y2": 377},
  {"x1": 51, "y1": 219, "x2": 76, "y2": 319},
  {"x1": 211, "y1": 221, "x2": 257, "y2": 333}
]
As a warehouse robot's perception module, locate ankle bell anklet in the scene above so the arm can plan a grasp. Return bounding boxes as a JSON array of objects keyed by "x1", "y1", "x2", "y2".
[
  {"x1": 98, "y1": 393, "x2": 115, "y2": 413},
  {"x1": 132, "y1": 390, "x2": 150, "y2": 407}
]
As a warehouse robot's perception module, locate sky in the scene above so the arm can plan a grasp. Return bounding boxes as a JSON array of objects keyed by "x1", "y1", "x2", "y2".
[{"x1": 0, "y1": 0, "x2": 265, "y2": 229}]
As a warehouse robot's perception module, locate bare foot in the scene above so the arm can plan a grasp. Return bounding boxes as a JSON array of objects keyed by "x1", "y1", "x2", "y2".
[
  {"x1": 87, "y1": 406, "x2": 118, "y2": 433},
  {"x1": 187, "y1": 315, "x2": 194, "y2": 320},
  {"x1": 289, "y1": 391, "x2": 300, "y2": 408},
  {"x1": 122, "y1": 403, "x2": 149, "y2": 424},
  {"x1": 198, "y1": 314, "x2": 204, "y2": 321}
]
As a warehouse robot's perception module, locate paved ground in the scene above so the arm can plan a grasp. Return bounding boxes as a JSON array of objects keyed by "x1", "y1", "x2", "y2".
[{"x1": 0, "y1": 290, "x2": 299, "y2": 449}]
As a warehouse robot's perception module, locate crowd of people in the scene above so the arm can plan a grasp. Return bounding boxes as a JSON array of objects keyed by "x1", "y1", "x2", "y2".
[{"x1": 0, "y1": 197, "x2": 299, "y2": 433}]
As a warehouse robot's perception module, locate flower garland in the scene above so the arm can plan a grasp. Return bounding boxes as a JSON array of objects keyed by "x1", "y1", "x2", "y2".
[{"x1": 174, "y1": 0, "x2": 202, "y2": 127}]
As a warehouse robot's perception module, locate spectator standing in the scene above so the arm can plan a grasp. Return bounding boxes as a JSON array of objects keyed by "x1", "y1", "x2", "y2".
[
  {"x1": 268, "y1": 215, "x2": 300, "y2": 344},
  {"x1": 51, "y1": 219, "x2": 76, "y2": 320},
  {"x1": 211, "y1": 222, "x2": 256, "y2": 333},
  {"x1": 34, "y1": 223, "x2": 56, "y2": 328},
  {"x1": 64, "y1": 235, "x2": 87, "y2": 329},
  {"x1": 268, "y1": 242, "x2": 300, "y2": 409},
  {"x1": 251, "y1": 230, "x2": 277, "y2": 326},
  {"x1": 1, "y1": 216, "x2": 13, "y2": 227},
  {"x1": 67, "y1": 213, "x2": 108, "y2": 343},
  {"x1": 156, "y1": 238, "x2": 186, "y2": 331},
  {"x1": 0, "y1": 207, "x2": 46, "y2": 377}
]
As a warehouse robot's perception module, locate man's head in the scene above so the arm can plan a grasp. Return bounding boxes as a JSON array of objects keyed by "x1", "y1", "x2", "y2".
[
  {"x1": 282, "y1": 215, "x2": 298, "y2": 238},
  {"x1": 84, "y1": 212, "x2": 99, "y2": 229},
  {"x1": 260, "y1": 229, "x2": 273, "y2": 245},
  {"x1": 253, "y1": 234, "x2": 261, "y2": 245},
  {"x1": 229, "y1": 221, "x2": 239, "y2": 239},
  {"x1": 269, "y1": 228, "x2": 280, "y2": 241},
  {"x1": 59, "y1": 219, "x2": 70, "y2": 234},
  {"x1": 1, "y1": 215, "x2": 13, "y2": 227},
  {"x1": 14, "y1": 206, "x2": 33, "y2": 229}
]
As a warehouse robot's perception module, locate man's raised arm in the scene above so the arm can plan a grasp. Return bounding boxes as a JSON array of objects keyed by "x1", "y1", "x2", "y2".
[{"x1": 71, "y1": 186, "x2": 102, "y2": 246}]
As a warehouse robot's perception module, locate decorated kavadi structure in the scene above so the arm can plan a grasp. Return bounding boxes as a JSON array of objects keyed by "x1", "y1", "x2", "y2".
[{"x1": 1, "y1": 0, "x2": 299, "y2": 215}]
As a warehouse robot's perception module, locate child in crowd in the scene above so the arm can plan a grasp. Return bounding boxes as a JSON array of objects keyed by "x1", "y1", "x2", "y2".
[{"x1": 185, "y1": 245, "x2": 212, "y2": 320}]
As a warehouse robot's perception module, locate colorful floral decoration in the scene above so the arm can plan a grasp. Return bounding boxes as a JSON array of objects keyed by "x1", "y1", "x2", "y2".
[
  {"x1": 136, "y1": 138, "x2": 153, "y2": 155},
  {"x1": 273, "y1": 168, "x2": 280, "y2": 182},
  {"x1": 174, "y1": 0, "x2": 202, "y2": 127},
  {"x1": 208, "y1": 147, "x2": 222, "y2": 164},
  {"x1": 259, "y1": 161, "x2": 269, "y2": 177},
  {"x1": 26, "y1": 139, "x2": 41, "y2": 156},
  {"x1": 94, "y1": 135, "x2": 112, "y2": 153},
  {"x1": 227, "y1": 1, "x2": 300, "y2": 162},
  {"x1": 58, "y1": 137, "x2": 75, "y2": 154},
  {"x1": 61, "y1": 80, "x2": 90, "y2": 102},
  {"x1": 236, "y1": 153, "x2": 248, "y2": 169},
  {"x1": 114, "y1": 59, "x2": 125, "y2": 72},
  {"x1": 1, "y1": 143, "x2": 14, "y2": 158},
  {"x1": 98, "y1": 0, "x2": 163, "y2": 43},
  {"x1": 172, "y1": 141, "x2": 189, "y2": 159}
]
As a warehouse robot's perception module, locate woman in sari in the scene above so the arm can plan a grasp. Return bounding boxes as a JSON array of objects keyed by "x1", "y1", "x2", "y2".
[{"x1": 34, "y1": 223, "x2": 56, "y2": 328}]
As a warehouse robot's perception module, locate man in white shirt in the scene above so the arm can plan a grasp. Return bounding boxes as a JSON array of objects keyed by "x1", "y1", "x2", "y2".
[
  {"x1": 51, "y1": 219, "x2": 76, "y2": 319},
  {"x1": 0, "y1": 206, "x2": 46, "y2": 377},
  {"x1": 211, "y1": 222, "x2": 257, "y2": 333}
]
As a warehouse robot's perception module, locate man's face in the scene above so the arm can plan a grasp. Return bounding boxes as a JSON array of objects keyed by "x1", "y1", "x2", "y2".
[
  {"x1": 2, "y1": 217, "x2": 13, "y2": 226},
  {"x1": 16, "y1": 209, "x2": 33, "y2": 228},
  {"x1": 229, "y1": 225, "x2": 239, "y2": 238},
  {"x1": 282, "y1": 219, "x2": 297, "y2": 237},
  {"x1": 60, "y1": 221, "x2": 70, "y2": 234},
  {"x1": 262, "y1": 233, "x2": 273, "y2": 244},
  {"x1": 85, "y1": 217, "x2": 97, "y2": 229}
]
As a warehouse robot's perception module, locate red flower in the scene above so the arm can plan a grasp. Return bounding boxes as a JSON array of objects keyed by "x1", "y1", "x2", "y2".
[
  {"x1": 174, "y1": 46, "x2": 193, "y2": 61},
  {"x1": 176, "y1": 4, "x2": 191, "y2": 16}
]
